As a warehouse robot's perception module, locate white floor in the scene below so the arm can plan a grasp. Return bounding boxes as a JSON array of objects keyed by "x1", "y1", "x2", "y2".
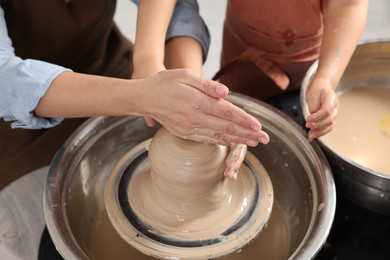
[{"x1": 1, "y1": 0, "x2": 390, "y2": 259}]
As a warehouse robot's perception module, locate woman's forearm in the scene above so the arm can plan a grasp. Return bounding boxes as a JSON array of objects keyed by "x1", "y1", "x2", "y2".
[{"x1": 34, "y1": 71, "x2": 143, "y2": 118}]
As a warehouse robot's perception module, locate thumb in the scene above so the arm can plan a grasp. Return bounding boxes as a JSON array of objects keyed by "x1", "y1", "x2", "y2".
[
  {"x1": 306, "y1": 91, "x2": 322, "y2": 114},
  {"x1": 202, "y1": 79, "x2": 229, "y2": 99},
  {"x1": 178, "y1": 69, "x2": 229, "y2": 98}
]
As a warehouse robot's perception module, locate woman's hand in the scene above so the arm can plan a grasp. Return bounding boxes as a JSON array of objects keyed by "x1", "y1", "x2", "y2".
[
  {"x1": 305, "y1": 76, "x2": 339, "y2": 139},
  {"x1": 139, "y1": 69, "x2": 270, "y2": 147}
]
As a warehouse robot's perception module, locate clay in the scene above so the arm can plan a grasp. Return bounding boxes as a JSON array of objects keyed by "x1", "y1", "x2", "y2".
[
  {"x1": 321, "y1": 87, "x2": 390, "y2": 175},
  {"x1": 222, "y1": 201, "x2": 291, "y2": 260},
  {"x1": 103, "y1": 127, "x2": 273, "y2": 259},
  {"x1": 90, "y1": 202, "x2": 290, "y2": 260},
  {"x1": 127, "y1": 127, "x2": 257, "y2": 239},
  {"x1": 91, "y1": 210, "x2": 151, "y2": 260}
]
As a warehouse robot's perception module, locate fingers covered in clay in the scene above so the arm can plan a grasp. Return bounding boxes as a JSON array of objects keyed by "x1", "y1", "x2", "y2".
[
  {"x1": 142, "y1": 70, "x2": 270, "y2": 146},
  {"x1": 224, "y1": 144, "x2": 247, "y2": 181}
]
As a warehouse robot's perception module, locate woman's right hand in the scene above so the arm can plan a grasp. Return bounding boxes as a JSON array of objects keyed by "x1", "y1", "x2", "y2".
[{"x1": 137, "y1": 69, "x2": 270, "y2": 147}]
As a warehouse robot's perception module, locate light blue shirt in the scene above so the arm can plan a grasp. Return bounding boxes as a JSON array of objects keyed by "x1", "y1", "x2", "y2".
[
  {"x1": 0, "y1": 6, "x2": 68, "y2": 129},
  {"x1": 0, "y1": 0, "x2": 209, "y2": 129}
]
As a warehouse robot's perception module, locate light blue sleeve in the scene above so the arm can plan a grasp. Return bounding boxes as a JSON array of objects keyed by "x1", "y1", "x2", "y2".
[
  {"x1": 0, "y1": 6, "x2": 70, "y2": 129},
  {"x1": 131, "y1": 0, "x2": 210, "y2": 62}
]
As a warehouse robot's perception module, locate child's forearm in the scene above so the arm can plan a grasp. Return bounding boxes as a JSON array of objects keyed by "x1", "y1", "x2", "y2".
[
  {"x1": 316, "y1": 0, "x2": 368, "y2": 87},
  {"x1": 133, "y1": 0, "x2": 177, "y2": 71},
  {"x1": 165, "y1": 36, "x2": 203, "y2": 74}
]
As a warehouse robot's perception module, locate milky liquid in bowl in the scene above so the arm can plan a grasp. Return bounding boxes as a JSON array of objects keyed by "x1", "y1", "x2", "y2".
[{"x1": 320, "y1": 87, "x2": 390, "y2": 175}]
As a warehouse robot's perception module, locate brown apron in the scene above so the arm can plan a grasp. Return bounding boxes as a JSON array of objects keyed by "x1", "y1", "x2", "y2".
[
  {"x1": 0, "y1": 0, "x2": 134, "y2": 189},
  {"x1": 213, "y1": 0, "x2": 328, "y2": 101}
]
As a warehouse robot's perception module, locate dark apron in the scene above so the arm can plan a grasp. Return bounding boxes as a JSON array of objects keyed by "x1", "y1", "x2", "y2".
[
  {"x1": 0, "y1": 0, "x2": 134, "y2": 189},
  {"x1": 213, "y1": 0, "x2": 328, "y2": 101}
]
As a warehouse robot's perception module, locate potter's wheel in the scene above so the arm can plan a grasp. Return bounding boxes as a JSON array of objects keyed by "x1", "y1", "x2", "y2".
[{"x1": 104, "y1": 128, "x2": 274, "y2": 259}]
